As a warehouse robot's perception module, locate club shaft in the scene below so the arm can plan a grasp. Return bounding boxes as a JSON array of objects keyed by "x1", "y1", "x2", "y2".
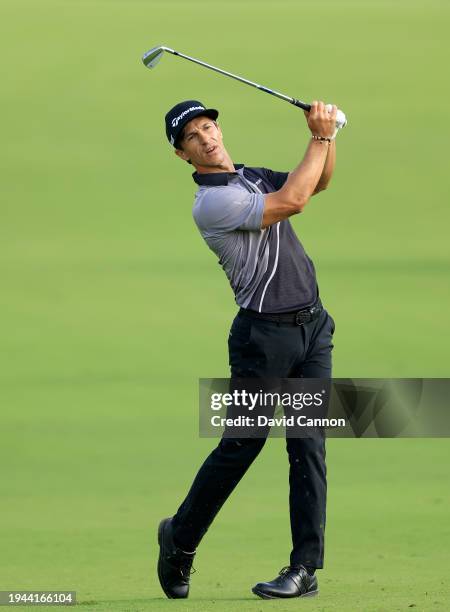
[{"x1": 163, "y1": 47, "x2": 311, "y2": 112}]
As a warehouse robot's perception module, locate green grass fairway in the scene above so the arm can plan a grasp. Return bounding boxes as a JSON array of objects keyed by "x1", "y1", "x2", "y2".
[{"x1": 1, "y1": 0, "x2": 449, "y2": 610}]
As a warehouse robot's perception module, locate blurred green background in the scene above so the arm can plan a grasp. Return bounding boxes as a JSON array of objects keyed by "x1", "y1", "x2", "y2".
[{"x1": 1, "y1": 0, "x2": 449, "y2": 610}]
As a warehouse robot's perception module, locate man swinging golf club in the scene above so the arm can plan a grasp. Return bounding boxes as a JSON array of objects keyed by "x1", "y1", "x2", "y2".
[{"x1": 157, "y1": 98, "x2": 341, "y2": 600}]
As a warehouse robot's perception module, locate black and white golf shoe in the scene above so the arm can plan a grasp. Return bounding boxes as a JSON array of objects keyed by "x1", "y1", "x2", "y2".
[
  {"x1": 157, "y1": 517, "x2": 196, "y2": 599},
  {"x1": 252, "y1": 565, "x2": 318, "y2": 599}
]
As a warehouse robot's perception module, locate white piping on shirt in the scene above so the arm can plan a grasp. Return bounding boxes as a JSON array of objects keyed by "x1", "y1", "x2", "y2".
[
  {"x1": 242, "y1": 176, "x2": 281, "y2": 313},
  {"x1": 258, "y1": 221, "x2": 280, "y2": 312}
]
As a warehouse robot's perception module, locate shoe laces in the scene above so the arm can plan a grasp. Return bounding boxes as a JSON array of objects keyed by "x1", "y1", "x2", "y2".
[
  {"x1": 279, "y1": 565, "x2": 307, "y2": 576},
  {"x1": 279, "y1": 566, "x2": 294, "y2": 576},
  {"x1": 278, "y1": 565, "x2": 311, "y2": 592},
  {"x1": 169, "y1": 551, "x2": 196, "y2": 580},
  {"x1": 179, "y1": 558, "x2": 196, "y2": 579}
]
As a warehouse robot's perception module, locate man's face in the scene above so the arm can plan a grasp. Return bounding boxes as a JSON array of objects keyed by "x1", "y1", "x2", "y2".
[{"x1": 175, "y1": 116, "x2": 226, "y2": 168}]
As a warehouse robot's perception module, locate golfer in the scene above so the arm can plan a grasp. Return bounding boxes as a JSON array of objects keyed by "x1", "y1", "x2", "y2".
[{"x1": 157, "y1": 99, "x2": 338, "y2": 599}]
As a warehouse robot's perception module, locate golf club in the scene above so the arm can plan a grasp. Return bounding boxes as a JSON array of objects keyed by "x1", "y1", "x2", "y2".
[{"x1": 142, "y1": 45, "x2": 347, "y2": 128}]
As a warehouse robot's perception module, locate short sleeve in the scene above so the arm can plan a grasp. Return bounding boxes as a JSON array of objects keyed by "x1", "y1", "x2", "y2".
[{"x1": 193, "y1": 187, "x2": 265, "y2": 233}]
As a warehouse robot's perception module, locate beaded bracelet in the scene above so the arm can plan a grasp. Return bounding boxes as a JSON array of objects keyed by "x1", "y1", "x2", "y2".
[{"x1": 311, "y1": 135, "x2": 332, "y2": 143}]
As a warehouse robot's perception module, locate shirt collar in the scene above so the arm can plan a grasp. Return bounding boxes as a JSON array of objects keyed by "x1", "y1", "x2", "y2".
[{"x1": 192, "y1": 164, "x2": 245, "y2": 186}]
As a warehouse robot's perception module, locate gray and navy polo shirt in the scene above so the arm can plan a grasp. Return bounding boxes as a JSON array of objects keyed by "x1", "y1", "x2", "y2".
[{"x1": 192, "y1": 164, "x2": 318, "y2": 314}]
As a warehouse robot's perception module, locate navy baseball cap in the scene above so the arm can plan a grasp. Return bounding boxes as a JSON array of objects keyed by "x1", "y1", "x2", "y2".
[{"x1": 165, "y1": 100, "x2": 219, "y2": 147}]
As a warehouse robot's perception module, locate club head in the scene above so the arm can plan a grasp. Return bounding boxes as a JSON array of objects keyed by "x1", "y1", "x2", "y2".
[{"x1": 142, "y1": 46, "x2": 165, "y2": 69}]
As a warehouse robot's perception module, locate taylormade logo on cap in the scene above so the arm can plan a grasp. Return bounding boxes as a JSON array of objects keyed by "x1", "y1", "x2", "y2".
[
  {"x1": 165, "y1": 100, "x2": 219, "y2": 147},
  {"x1": 171, "y1": 105, "x2": 205, "y2": 128}
]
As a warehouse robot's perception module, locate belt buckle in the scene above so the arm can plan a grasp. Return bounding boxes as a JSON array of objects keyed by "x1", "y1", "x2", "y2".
[{"x1": 295, "y1": 309, "x2": 310, "y2": 326}]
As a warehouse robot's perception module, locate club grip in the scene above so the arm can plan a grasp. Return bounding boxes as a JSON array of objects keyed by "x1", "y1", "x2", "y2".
[{"x1": 291, "y1": 98, "x2": 311, "y2": 111}]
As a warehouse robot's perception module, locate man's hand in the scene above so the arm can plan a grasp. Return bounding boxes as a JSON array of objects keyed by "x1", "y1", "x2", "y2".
[
  {"x1": 304, "y1": 101, "x2": 337, "y2": 140},
  {"x1": 325, "y1": 103, "x2": 347, "y2": 139},
  {"x1": 326, "y1": 104, "x2": 346, "y2": 128}
]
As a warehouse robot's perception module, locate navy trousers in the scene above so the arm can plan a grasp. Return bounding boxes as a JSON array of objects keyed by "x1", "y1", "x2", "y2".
[{"x1": 172, "y1": 307, "x2": 335, "y2": 569}]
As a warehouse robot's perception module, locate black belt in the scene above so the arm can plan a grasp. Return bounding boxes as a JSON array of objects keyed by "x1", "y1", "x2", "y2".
[{"x1": 239, "y1": 299, "x2": 323, "y2": 326}]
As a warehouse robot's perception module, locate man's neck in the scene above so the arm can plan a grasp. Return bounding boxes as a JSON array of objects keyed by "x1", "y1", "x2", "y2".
[{"x1": 193, "y1": 152, "x2": 235, "y2": 175}]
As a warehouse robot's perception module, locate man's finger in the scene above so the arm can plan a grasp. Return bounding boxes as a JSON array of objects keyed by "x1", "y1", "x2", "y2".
[
  {"x1": 327, "y1": 104, "x2": 337, "y2": 118},
  {"x1": 317, "y1": 100, "x2": 326, "y2": 118},
  {"x1": 311, "y1": 100, "x2": 320, "y2": 116}
]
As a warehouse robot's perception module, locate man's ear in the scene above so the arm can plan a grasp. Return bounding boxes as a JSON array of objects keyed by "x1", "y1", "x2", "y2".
[
  {"x1": 175, "y1": 147, "x2": 192, "y2": 165},
  {"x1": 175, "y1": 148, "x2": 189, "y2": 162}
]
